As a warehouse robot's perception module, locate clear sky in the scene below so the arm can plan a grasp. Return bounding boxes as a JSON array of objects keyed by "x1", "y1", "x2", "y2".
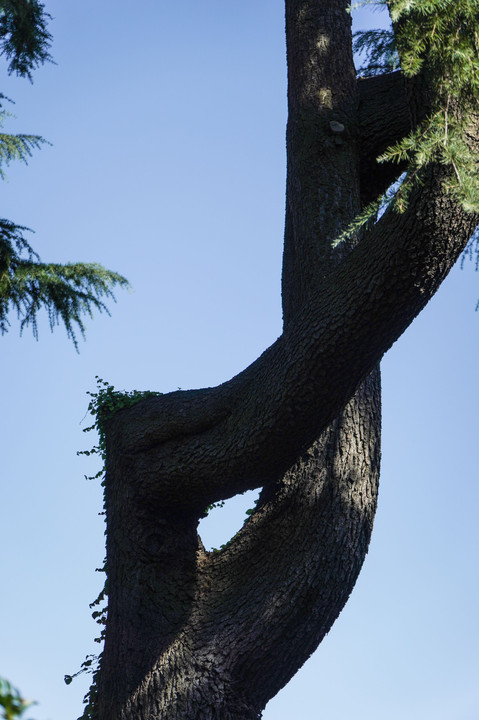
[{"x1": 1, "y1": 2, "x2": 478, "y2": 719}]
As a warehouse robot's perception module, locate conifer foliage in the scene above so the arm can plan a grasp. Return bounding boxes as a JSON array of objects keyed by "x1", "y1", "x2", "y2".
[
  {"x1": 0, "y1": 220, "x2": 128, "y2": 349},
  {"x1": 0, "y1": 94, "x2": 45, "y2": 177},
  {"x1": 336, "y1": 0, "x2": 479, "y2": 245},
  {"x1": 0, "y1": 0, "x2": 128, "y2": 347},
  {"x1": 0, "y1": 0, "x2": 53, "y2": 80},
  {"x1": 382, "y1": 0, "x2": 479, "y2": 211}
]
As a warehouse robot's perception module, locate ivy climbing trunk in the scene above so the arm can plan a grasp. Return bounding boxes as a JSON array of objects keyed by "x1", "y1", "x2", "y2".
[{"x1": 94, "y1": 2, "x2": 478, "y2": 719}]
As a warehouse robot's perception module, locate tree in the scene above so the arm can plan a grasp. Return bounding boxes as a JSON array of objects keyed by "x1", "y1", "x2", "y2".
[
  {"x1": 0, "y1": 0, "x2": 128, "y2": 348},
  {"x1": 82, "y1": 1, "x2": 478, "y2": 718}
]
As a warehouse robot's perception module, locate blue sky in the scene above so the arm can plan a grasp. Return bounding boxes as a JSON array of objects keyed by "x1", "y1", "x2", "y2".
[{"x1": 1, "y1": 2, "x2": 478, "y2": 719}]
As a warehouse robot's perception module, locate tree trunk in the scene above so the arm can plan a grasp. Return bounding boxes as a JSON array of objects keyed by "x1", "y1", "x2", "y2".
[{"x1": 95, "y1": 2, "x2": 478, "y2": 719}]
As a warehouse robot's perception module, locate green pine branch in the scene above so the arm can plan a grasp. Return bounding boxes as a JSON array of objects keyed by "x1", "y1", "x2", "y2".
[
  {"x1": 0, "y1": 97, "x2": 48, "y2": 178},
  {"x1": 0, "y1": 112, "x2": 46, "y2": 178},
  {"x1": 0, "y1": 220, "x2": 130, "y2": 350},
  {"x1": 0, "y1": 0, "x2": 53, "y2": 80},
  {"x1": 0, "y1": 6, "x2": 130, "y2": 348},
  {"x1": 337, "y1": 0, "x2": 479, "y2": 247},
  {"x1": 353, "y1": 28, "x2": 399, "y2": 76}
]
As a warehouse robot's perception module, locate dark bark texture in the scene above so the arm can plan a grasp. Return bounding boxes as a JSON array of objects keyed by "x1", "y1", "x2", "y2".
[{"x1": 96, "y1": 2, "x2": 478, "y2": 719}]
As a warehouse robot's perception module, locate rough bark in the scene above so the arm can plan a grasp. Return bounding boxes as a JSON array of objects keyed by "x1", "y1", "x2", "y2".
[
  {"x1": 357, "y1": 70, "x2": 434, "y2": 205},
  {"x1": 96, "y1": 2, "x2": 478, "y2": 719}
]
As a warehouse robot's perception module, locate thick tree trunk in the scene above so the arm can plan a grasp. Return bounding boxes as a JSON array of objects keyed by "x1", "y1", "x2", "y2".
[{"x1": 95, "y1": 2, "x2": 478, "y2": 719}]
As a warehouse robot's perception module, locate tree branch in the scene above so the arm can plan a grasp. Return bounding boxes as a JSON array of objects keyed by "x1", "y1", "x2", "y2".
[
  {"x1": 193, "y1": 368, "x2": 380, "y2": 708},
  {"x1": 281, "y1": 0, "x2": 360, "y2": 324},
  {"x1": 358, "y1": 71, "x2": 434, "y2": 205},
  {"x1": 105, "y1": 163, "x2": 478, "y2": 511}
]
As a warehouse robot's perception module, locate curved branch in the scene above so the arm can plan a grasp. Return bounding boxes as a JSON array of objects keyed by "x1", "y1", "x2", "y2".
[
  {"x1": 105, "y1": 162, "x2": 478, "y2": 511},
  {"x1": 194, "y1": 368, "x2": 381, "y2": 709},
  {"x1": 112, "y1": 370, "x2": 381, "y2": 720}
]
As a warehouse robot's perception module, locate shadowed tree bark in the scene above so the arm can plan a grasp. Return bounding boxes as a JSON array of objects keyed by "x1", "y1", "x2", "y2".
[{"x1": 95, "y1": 2, "x2": 478, "y2": 719}]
